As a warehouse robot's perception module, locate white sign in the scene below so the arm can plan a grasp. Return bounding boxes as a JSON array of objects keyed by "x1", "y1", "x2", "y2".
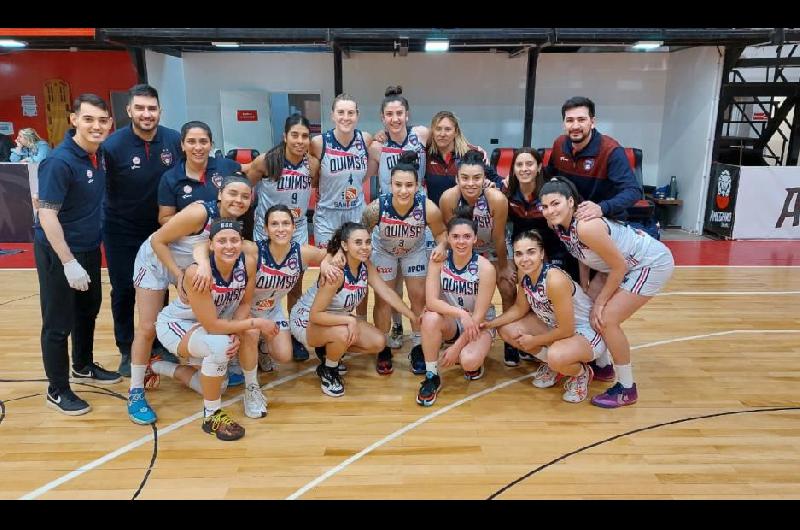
[
  {"x1": 732, "y1": 166, "x2": 800, "y2": 239},
  {"x1": 0, "y1": 122, "x2": 13, "y2": 135},
  {"x1": 21, "y1": 95, "x2": 38, "y2": 117}
]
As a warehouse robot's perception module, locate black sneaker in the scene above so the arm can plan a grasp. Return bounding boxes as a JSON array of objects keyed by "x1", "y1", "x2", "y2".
[
  {"x1": 317, "y1": 363, "x2": 345, "y2": 397},
  {"x1": 202, "y1": 409, "x2": 246, "y2": 441},
  {"x1": 408, "y1": 344, "x2": 426, "y2": 375},
  {"x1": 46, "y1": 388, "x2": 91, "y2": 416},
  {"x1": 416, "y1": 372, "x2": 442, "y2": 407},
  {"x1": 70, "y1": 362, "x2": 122, "y2": 385},
  {"x1": 315, "y1": 346, "x2": 327, "y2": 362},
  {"x1": 503, "y1": 342, "x2": 520, "y2": 367},
  {"x1": 376, "y1": 346, "x2": 393, "y2": 375},
  {"x1": 292, "y1": 336, "x2": 310, "y2": 362},
  {"x1": 118, "y1": 353, "x2": 131, "y2": 378}
]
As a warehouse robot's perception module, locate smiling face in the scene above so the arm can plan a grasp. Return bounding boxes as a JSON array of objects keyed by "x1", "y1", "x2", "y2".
[
  {"x1": 432, "y1": 116, "x2": 457, "y2": 152},
  {"x1": 70, "y1": 103, "x2": 111, "y2": 148},
  {"x1": 265, "y1": 210, "x2": 296, "y2": 245},
  {"x1": 128, "y1": 95, "x2": 160, "y2": 135},
  {"x1": 513, "y1": 152, "x2": 540, "y2": 187},
  {"x1": 284, "y1": 123, "x2": 310, "y2": 159},
  {"x1": 447, "y1": 221, "x2": 476, "y2": 258},
  {"x1": 332, "y1": 99, "x2": 358, "y2": 135},
  {"x1": 390, "y1": 169, "x2": 418, "y2": 204},
  {"x1": 181, "y1": 127, "x2": 212, "y2": 166},
  {"x1": 210, "y1": 228, "x2": 243, "y2": 265},
  {"x1": 342, "y1": 228, "x2": 372, "y2": 263},
  {"x1": 513, "y1": 236, "x2": 544, "y2": 276},
  {"x1": 540, "y1": 191, "x2": 575, "y2": 228},
  {"x1": 457, "y1": 163, "x2": 486, "y2": 201},
  {"x1": 563, "y1": 106, "x2": 595, "y2": 146},
  {"x1": 381, "y1": 101, "x2": 408, "y2": 136},
  {"x1": 218, "y1": 182, "x2": 252, "y2": 218}
]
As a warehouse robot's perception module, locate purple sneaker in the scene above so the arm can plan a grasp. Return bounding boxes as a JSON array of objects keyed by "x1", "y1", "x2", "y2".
[
  {"x1": 588, "y1": 360, "x2": 615, "y2": 382},
  {"x1": 591, "y1": 382, "x2": 638, "y2": 408}
]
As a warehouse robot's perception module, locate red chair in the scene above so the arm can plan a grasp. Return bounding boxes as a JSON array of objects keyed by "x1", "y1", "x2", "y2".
[
  {"x1": 489, "y1": 147, "x2": 517, "y2": 179},
  {"x1": 225, "y1": 148, "x2": 260, "y2": 165}
]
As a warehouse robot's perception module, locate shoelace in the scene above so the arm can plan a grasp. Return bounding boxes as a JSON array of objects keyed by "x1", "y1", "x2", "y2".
[
  {"x1": 329, "y1": 367, "x2": 343, "y2": 386},
  {"x1": 246, "y1": 384, "x2": 267, "y2": 407},
  {"x1": 534, "y1": 363, "x2": 553, "y2": 379},
  {"x1": 605, "y1": 382, "x2": 625, "y2": 395},
  {"x1": 421, "y1": 375, "x2": 438, "y2": 394},
  {"x1": 208, "y1": 410, "x2": 235, "y2": 429}
]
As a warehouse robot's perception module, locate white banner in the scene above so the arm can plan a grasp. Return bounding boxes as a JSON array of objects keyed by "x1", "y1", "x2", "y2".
[{"x1": 733, "y1": 166, "x2": 800, "y2": 239}]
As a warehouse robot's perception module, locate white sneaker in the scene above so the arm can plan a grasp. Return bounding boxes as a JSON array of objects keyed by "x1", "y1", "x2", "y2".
[
  {"x1": 562, "y1": 365, "x2": 594, "y2": 403},
  {"x1": 258, "y1": 352, "x2": 275, "y2": 373},
  {"x1": 532, "y1": 363, "x2": 559, "y2": 389},
  {"x1": 243, "y1": 383, "x2": 268, "y2": 418}
]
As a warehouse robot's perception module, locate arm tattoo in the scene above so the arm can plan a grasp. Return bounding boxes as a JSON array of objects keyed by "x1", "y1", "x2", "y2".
[
  {"x1": 38, "y1": 201, "x2": 62, "y2": 212},
  {"x1": 362, "y1": 201, "x2": 379, "y2": 231}
]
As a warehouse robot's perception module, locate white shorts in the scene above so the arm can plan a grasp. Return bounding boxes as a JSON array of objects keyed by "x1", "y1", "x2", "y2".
[
  {"x1": 576, "y1": 325, "x2": 606, "y2": 360},
  {"x1": 424, "y1": 227, "x2": 436, "y2": 261},
  {"x1": 448, "y1": 305, "x2": 497, "y2": 341},
  {"x1": 313, "y1": 205, "x2": 365, "y2": 249},
  {"x1": 132, "y1": 237, "x2": 170, "y2": 291},
  {"x1": 252, "y1": 303, "x2": 289, "y2": 332},
  {"x1": 155, "y1": 316, "x2": 207, "y2": 368},
  {"x1": 288, "y1": 304, "x2": 311, "y2": 349},
  {"x1": 372, "y1": 244, "x2": 428, "y2": 282},
  {"x1": 620, "y1": 254, "x2": 675, "y2": 297}
]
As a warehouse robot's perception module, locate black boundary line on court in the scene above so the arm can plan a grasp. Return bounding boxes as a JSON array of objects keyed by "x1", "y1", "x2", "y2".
[
  {"x1": 0, "y1": 379, "x2": 158, "y2": 500},
  {"x1": 488, "y1": 406, "x2": 800, "y2": 499},
  {"x1": 0, "y1": 293, "x2": 39, "y2": 306}
]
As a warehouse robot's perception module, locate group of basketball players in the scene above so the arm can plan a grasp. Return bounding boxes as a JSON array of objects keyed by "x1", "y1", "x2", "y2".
[{"x1": 35, "y1": 83, "x2": 675, "y2": 442}]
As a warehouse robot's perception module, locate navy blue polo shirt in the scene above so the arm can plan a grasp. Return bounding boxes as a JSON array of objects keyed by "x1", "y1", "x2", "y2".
[
  {"x1": 102, "y1": 124, "x2": 182, "y2": 237},
  {"x1": 34, "y1": 130, "x2": 106, "y2": 252},
  {"x1": 158, "y1": 156, "x2": 241, "y2": 212}
]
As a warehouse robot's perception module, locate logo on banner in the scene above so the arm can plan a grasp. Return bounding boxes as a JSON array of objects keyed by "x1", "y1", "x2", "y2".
[
  {"x1": 716, "y1": 170, "x2": 732, "y2": 209},
  {"x1": 775, "y1": 187, "x2": 800, "y2": 228}
]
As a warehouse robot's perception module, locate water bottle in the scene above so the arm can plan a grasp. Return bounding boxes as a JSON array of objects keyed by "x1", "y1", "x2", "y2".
[{"x1": 668, "y1": 176, "x2": 678, "y2": 199}]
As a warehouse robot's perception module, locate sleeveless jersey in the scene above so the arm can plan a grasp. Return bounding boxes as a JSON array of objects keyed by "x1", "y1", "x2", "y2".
[
  {"x1": 521, "y1": 264, "x2": 593, "y2": 329},
  {"x1": 440, "y1": 249, "x2": 481, "y2": 312},
  {"x1": 377, "y1": 126, "x2": 426, "y2": 194},
  {"x1": 254, "y1": 154, "x2": 313, "y2": 241},
  {"x1": 372, "y1": 191, "x2": 427, "y2": 256},
  {"x1": 160, "y1": 252, "x2": 248, "y2": 321},
  {"x1": 457, "y1": 191, "x2": 494, "y2": 255},
  {"x1": 296, "y1": 261, "x2": 368, "y2": 314},
  {"x1": 168, "y1": 200, "x2": 219, "y2": 271},
  {"x1": 554, "y1": 217, "x2": 668, "y2": 273},
  {"x1": 252, "y1": 240, "x2": 304, "y2": 314},
  {"x1": 318, "y1": 129, "x2": 368, "y2": 210}
]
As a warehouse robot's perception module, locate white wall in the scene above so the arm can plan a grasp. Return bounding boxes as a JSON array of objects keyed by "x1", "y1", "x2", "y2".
[
  {"x1": 144, "y1": 50, "x2": 188, "y2": 131},
  {"x1": 341, "y1": 52, "x2": 528, "y2": 151},
  {"x1": 534, "y1": 52, "x2": 669, "y2": 186},
  {"x1": 180, "y1": 52, "x2": 335, "y2": 152},
  {"x1": 657, "y1": 46, "x2": 723, "y2": 232}
]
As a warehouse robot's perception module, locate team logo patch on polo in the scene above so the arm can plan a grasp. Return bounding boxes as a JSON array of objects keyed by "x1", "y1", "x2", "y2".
[
  {"x1": 212, "y1": 173, "x2": 223, "y2": 189},
  {"x1": 160, "y1": 150, "x2": 173, "y2": 166},
  {"x1": 183, "y1": 185, "x2": 192, "y2": 194},
  {"x1": 132, "y1": 156, "x2": 141, "y2": 165},
  {"x1": 583, "y1": 159, "x2": 595, "y2": 171},
  {"x1": 87, "y1": 169, "x2": 93, "y2": 178}
]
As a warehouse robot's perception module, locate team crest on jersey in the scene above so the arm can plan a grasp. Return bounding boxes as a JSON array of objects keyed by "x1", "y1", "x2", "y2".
[
  {"x1": 286, "y1": 255, "x2": 299, "y2": 271},
  {"x1": 409, "y1": 135, "x2": 419, "y2": 146},
  {"x1": 132, "y1": 156, "x2": 141, "y2": 165},
  {"x1": 468, "y1": 261, "x2": 479, "y2": 276},
  {"x1": 211, "y1": 173, "x2": 223, "y2": 189},
  {"x1": 583, "y1": 159, "x2": 595, "y2": 171},
  {"x1": 412, "y1": 208, "x2": 423, "y2": 221},
  {"x1": 161, "y1": 150, "x2": 173, "y2": 166},
  {"x1": 183, "y1": 185, "x2": 192, "y2": 194},
  {"x1": 86, "y1": 169, "x2": 93, "y2": 181},
  {"x1": 354, "y1": 138, "x2": 364, "y2": 151},
  {"x1": 233, "y1": 269, "x2": 245, "y2": 283}
]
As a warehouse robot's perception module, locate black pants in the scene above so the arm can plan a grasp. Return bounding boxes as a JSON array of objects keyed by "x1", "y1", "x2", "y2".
[
  {"x1": 34, "y1": 241, "x2": 102, "y2": 392},
  {"x1": 102, "y1": 231, "x2": 168, "y2": 356}
]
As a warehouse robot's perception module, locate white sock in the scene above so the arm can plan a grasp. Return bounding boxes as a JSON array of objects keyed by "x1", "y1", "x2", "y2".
[
  {"x1": 243, "y1": 368, "x2": 258, "y2": 387},
  {"x1": 130, "y1": 365, "x2": 146, "y2": 389},
  {"x1": 325, "y1": 358, "x2": 339, "y2": 369},
  {"x1": 615, "y1": 363, "x2": 634, "y2": 388},
  {"x1": 535, "y1": 347, "x2": 549, "y2": 363},
  {"x1": 204, "y1": 399, "x2": 221, "y2": 417},
  {"x1": 411, "y1": 332, "x2": 422, "y2": 347},
  {"x1": 151, "y1": 360, "x2": 177, "y2": 378},
  {"x1": 425, "y1": 361, "x2": 438, "y2": 375},
  {"x1": 594, "y1": 349, "x2": 612, "y2": 368},
  {"x1": 189, "y1": 371, "x2": 203, "y2": 394}
]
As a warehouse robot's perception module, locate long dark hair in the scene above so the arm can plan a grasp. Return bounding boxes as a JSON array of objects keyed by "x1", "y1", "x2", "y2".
[
  {"x1": 447, "y1": 203, "x2": 478, "y2": 234},
  {"x1": 264, "y1": 204, "x2": 296, "y2": 233},
  {"x1": 327, "y1": 222, "x2": 367, "y2": 255},
  {"x1": 263, "y1": 114, "x2": 310, "y2": 182},
  {"x1": 506, "y1": 147, "x2": 544, "y2": 200},
  {"x1": 390, "y1": 150, "x2": 419, "y2": 180},
  {"x1": 512, "y1": 228, "x2": 544, "y2": 248},
  {"x1": 539, "y1": 176, "x2": 584, "y2": 210}
]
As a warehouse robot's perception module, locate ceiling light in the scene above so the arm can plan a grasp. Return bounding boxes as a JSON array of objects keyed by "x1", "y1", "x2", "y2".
[
  {"x1": 0, "y1": 39, "x2": 27, "y2": 48},
  {"x1": 631, "y1": 41, "x2": 663, "y2": 51},
  {"x1": 425, "y1": 39, "x2": 449, "y2": 52},
  {"x1": 212, "y1": 42, "x2": 240, "y2": 48}
]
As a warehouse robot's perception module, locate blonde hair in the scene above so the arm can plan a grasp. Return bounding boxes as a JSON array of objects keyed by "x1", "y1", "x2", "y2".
[
  {"x1": 427, "y1": 111, "x2": 469, "y2": 158},
  {"x1": 19, "y1": 128, "x2": 44, "y2": 154}
]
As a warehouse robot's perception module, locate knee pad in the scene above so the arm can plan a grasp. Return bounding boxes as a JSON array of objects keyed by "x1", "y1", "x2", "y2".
[{"x1": 188, "y1": 328, "x2": 230, "y2": 377}]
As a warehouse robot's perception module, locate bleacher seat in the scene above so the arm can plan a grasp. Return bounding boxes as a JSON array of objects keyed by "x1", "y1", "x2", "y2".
[
  {"x1": 489, "y1": 147, "x2": 516, "y2": 179},
  {"x1": 225, "y1": 148, "x2": 260, "y2": 165}
]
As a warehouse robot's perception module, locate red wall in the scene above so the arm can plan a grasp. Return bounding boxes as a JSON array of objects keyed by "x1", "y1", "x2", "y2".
[{"x1": 0, "y1": 50, "x2": 138, "y2": 144}]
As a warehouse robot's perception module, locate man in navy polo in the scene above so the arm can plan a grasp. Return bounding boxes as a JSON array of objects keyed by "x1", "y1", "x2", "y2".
[
  {"x1": 35, "y1": 94, "x2": 122, "y2": 416},
  {"x1": 102, "y1": 84, "x2": 182, "y2": 377},
  {"x1": 545, "y1": 96, "x2": 643, "y2": 384}
]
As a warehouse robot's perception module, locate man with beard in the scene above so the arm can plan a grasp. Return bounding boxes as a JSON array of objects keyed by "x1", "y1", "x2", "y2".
[{"x1": 102, "y1": 84, "x2": 182, "y2": 376}]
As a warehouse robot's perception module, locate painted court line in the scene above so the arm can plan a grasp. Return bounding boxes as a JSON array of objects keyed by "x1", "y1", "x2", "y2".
[
  {"x1": 19, "y1": 365, "x2": 317, "y2": 500},
  {"x1": 286, "y1": 329, "x2": 800, "y2": 499},
  {"x1": 658, "y1": 291, "x2": 800, "y2": 296}
]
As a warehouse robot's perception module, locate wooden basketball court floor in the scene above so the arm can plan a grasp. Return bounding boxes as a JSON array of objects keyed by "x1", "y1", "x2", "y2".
[{"x1": 1, "y1": 246, "x2": 799, "y2": 499}]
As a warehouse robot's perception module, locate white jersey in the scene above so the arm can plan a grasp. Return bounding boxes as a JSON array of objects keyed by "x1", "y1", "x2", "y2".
[
  {"x1": 440, "y1": 250, "x2": 481, "y2": 312},
  {"x1": 254, "y1": 154, "x2": 313, "y2": 241},
  {"x1": 296, "y1": 261, "x2": 368, "y2": 314},
  {"x1": 555, "y1": 217, "x2": 672, "y2": 274},
  {"x1": 372, "y1": 191, "x2": 427, "y2": 256},
  {"x1": 521, "y1": 264, "x2": 593, "y2": 329},
  {"x1": 457, "y1": 191, "x2": 494, "y2": 255},
  {"x1": 377, "y1": 126, "x2": 426, "y2": 194},
  {"x1": 318, "y1": 129, "x2": 369, "y2": 210},
  {"x1": 167, "y1": 200, "x2": 219, "y2": 271},
  {"x1": 252, "y1": 240, "x2": 304, "y2": 314},
  {"x1": 159, "y1": 252, "x2": 248, "y2": 322}
]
